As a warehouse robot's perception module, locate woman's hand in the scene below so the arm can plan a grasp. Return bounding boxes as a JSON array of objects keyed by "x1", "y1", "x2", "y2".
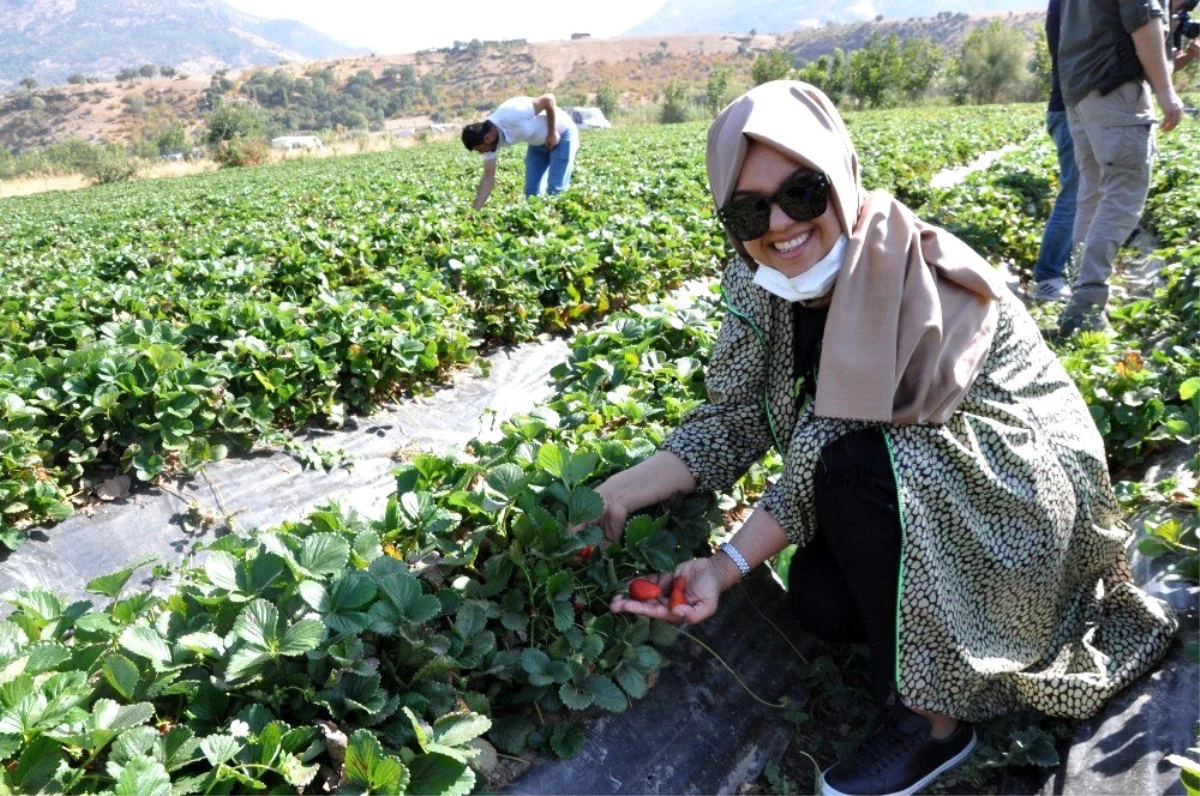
[
  {"x1": 588, "y1": 453, "x2": 697, "y2": 545},
  {"x1": 592, "y1": 480, "x2": 632, "y2": 544},
  {"x1": 609, "y1": 557, "x2": 728, "y2": 625}
]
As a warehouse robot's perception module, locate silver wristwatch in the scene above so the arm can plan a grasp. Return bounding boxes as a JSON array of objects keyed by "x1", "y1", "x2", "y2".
[{"x1": 718, "y1": 541, "x2": 752, "y2": 578}]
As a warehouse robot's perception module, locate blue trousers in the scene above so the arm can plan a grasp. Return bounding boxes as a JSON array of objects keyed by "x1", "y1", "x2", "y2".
[
  {"x1": 523, "y1": 123, "x2": 578, "y2": 197},
  {"x1": 1033, "y1": 110, "x2": 1079, "y2": 283}
]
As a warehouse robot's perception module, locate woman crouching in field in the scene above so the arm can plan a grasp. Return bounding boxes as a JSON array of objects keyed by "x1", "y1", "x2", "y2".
[{"x1": 595, "y1": 81, "x2": 1177, "y2": 796}]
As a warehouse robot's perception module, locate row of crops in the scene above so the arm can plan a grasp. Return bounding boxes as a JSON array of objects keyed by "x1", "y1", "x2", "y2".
[
  {"x1": 0, "y1": 105, "x2": 1042, "y2": 548},
  {"x1": 1, "y1": 104, "x2": 1196, "y2": 795}
]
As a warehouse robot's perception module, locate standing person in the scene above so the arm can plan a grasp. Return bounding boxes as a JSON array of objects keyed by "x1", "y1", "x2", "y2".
[
  {"x1": 461, "y1": 94, "x2": 579, "y2": 210},
  {"x1": 1056, "y1": 0, "x2": 1184, "y2": 335},
  {"x1": 596, "y1": 81, "x2": 1177, "y2": 796},
  {"x1": 1032, "y1": 0, "x2": 1079, "y2": 303}
]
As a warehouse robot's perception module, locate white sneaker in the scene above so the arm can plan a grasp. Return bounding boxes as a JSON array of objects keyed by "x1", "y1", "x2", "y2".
[{"x1": 1032, "y1": 278, "x2": 1071, "y2": 303}]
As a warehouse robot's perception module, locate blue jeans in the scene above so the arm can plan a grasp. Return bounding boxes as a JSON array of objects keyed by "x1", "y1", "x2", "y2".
[
  {"x1": 524, "y1": 122, "x2": 578, "y2": 197},
  {"x1": 1033, "y1": 110, "x2": 1079, "y2": 283}
]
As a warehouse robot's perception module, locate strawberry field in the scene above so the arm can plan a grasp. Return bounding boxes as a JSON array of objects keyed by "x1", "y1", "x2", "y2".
[{"x1": 0, "y1": 104, "x2": 1197, "y2": 795}]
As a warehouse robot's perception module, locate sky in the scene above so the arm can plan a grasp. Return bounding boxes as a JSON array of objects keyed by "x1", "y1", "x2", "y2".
[{"x1": 222, "y1": 0, "x2": 671, "y2": 55}]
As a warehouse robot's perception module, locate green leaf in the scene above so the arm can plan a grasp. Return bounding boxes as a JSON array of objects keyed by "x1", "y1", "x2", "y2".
[
  {"x1": 485, "y1": 463, "x2": 530, "y2": 499},
  {"x1": 567, "y1": 486, "x2": 605, "y2": 527},
  {"x1": 584, "y1": 674, "x2": 627, "y2": 712},
  {"x1": 1179, "y1": 377, "x2": 1200, "y2": 401},
  {"x1": 614, "y1": 663, "x2": 648, "y2": 699},
  {"x1": 559, "y1": 682, "x2": 593, "y2": 710},
  {"x1": 562, "y1": 450, "x2": 598, "y2": 488},
  {"x1": 344, "y1": 729, "x2": 410, "y2": 794},
  {"x1": 455, "y1": 601, "x2": 487, "y2": 639},
  {"x1": 119, "y1": 626, "x2": 172, "y2": 667},
  {"x1": 535, "y1": 443, "x2": 565, "y2": 477},
  {"x1": 103, "y1": 654, "x2": 141, "y2": 700},
  {"x1": 329, "y1": 571, "x2": 377, "y2": 611},
  {"x1": 549, "y1": 723, "x2": 587, "y2": 759},
  {"x1": 300, "y1": 533, "x2": 350, "y2": 576},
  {"x1": 201, "y1": 733, "x2": 242, "y2": 766},
  {"x1": 225, "y1": 649, "x2": 272, "y2": 682},
  {"x1": 432, "y1": 712, "x2": 491, "y2": 748},
  {"x1": 233, "y1": 599, "x2": 279, "y2": 649},
  {"x1": 407, "y1": 752, "x2": 473, "y2": 796},
  {"x1": 13, "y1": 735, "x2": 62, "y2": 793},
  {"x1": 86, "y1": 556, "x2": 155, "y2": 599},
  {"x1": 92, "y1": 698, "x2": 156, "y2": 731},
  {"x1": 112, "y1": 756, "x2": 172, "y2": 796},
  {"x1": 22, "y1": 642, "x2": 70, "y2": 675},
  {"x1": 204, "y1": 551, "x2": 241, "y2": 592},
  {"x1": 279, "y1": 619, "x2": 325, "y2": 656},
  {"x1": 488, "y1": 716, "x2": 534, "y2": 755}
]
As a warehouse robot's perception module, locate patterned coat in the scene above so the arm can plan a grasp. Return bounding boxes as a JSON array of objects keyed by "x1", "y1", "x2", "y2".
[{"x1": 662, "y1": 258, "x2": 1177, "y2": 721}]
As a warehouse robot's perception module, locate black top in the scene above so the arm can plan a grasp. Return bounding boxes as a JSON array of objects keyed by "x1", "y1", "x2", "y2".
[
  {"x1": 792, "y1": 303, "x2": 829, "y2": 408},
  {"x1": 1047, "y1": 0, "x2": 1065, "y2": 113},
  {"x1": 1057, "y1": 0, "x2": 1165, "y2": 104}
]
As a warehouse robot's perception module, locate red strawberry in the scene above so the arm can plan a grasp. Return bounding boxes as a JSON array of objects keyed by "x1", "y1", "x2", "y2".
[
  {"x1": 629, "y1": 578, "x2": 663, "y2": 601},
  {"x1": 669, "y1": 576, "x2": 688, "y2": 611},
  {"x1": 580, "y1": 545, "x2": 595, "y2": 561}
]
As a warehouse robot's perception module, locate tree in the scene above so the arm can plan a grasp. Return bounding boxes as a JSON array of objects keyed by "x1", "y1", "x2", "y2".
[
  {"x1": 959, "y1": 20, "x2": 1030, "y2": 103},
  {"x1": 160, "y1": 65, "x2": 176, "y2": 78},
  {"x1": 139, "y1": 64, "x2": 157, "y2": 79},
  {"x1": 751, "y1": 49, "x2": 795, "y2": 85},
  {"x1": 206, "y1": 104, "x2": 267, "y2": 143},
  {"x1": 659, "y1": 81, "x2": 691, "y2": 123},
  {"x1": 19, "y1": 76, "x2": 37, "y2": 90},
  {"x1": 705, "y1": 66, "x2": 733, "y2": 115},
  {"x1": 155, "y1": 123, "x2": 189, "y2": 155},
  {"x1": 67, "y1": 73, "x2": 87, "y2": 85},
  {"x1": 846, "y1": 33, "x2": 907, "y2": 108},
  {"x1": 796, "y1": 49, "x2": 848, "y2": 104},
  {"x1": 117, "y1": 67, "x2": 138, "y2": 81},
  {"x1": 596, "y1": 81, "x2": 618, "y2": 121},
  {"x1": 898, "y1": 37, "x2": 945, "y2": 101},
  {"x1": 1028, "y1": 29, "x2": 1053, "y2": 100}
]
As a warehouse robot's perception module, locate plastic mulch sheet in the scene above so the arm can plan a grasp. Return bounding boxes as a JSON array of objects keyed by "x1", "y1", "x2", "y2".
[{"x1": 0, "y1": 339, "x2": 569, "y2": 602}]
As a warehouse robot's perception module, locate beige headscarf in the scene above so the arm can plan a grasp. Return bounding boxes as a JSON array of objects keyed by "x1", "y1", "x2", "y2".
[{"x1": 707, "y1": 81, "x2": 1004, "y2": 425}]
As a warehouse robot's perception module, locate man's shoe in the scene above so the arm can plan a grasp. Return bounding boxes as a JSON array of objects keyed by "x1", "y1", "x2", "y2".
[
  {"x1": 1058, "y1": 301, "x2": 1112, "y2": 337},
  {"x1": 1031, "y1": 278, "x2": 1071, "y2": 303},
  {"x1": 819, "y1": 706, "x2": 976, "y2": 796}
]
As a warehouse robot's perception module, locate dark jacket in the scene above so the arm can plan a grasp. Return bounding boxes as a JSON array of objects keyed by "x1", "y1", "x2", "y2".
[{"x1": 1057, "y1": 0, "x2": 1165, "y2": 105}]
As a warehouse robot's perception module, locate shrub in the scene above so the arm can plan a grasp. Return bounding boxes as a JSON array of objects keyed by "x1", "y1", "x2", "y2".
[
  {"x1": 206, "y1": 104, "x2": 267, "y2": 143},
  {"x1": 82, "y1": 147, "x2": 139, "y2": 185},
  {"x1": 659, "y1": 82, "x2": 692, "y2": 124},
  {"x1": 214, "y1": 136, "x2": 269, "y2": 167}
]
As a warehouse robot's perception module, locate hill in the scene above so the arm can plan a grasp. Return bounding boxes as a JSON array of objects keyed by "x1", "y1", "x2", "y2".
[
  {"x1": 626, "y1": 0, "x2": 1041, "y2": 35},
  {"x1": 0, "y1": 12, "x2": 1044, "y2": 154},
  {"x1": 0, "y1": 0, "x2": 368, "y2": 91}
]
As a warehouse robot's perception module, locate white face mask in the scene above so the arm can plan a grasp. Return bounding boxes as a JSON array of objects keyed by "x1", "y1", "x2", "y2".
[{"x1": 752, "y1": 235, "x2": 848, "y2": 302}]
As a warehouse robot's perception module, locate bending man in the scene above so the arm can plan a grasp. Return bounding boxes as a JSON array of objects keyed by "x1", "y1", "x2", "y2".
[{"x1": 461, "y1": 94, "x2": 579, "y2": 210}]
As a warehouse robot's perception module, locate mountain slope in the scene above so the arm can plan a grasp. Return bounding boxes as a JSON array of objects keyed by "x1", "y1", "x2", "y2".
[
  {"x1": 0, "y1": 0, "x2": 368, "y2": 90},
  {"x1": 626, "y1": 0, "x2": 1041, "y2": 35}
]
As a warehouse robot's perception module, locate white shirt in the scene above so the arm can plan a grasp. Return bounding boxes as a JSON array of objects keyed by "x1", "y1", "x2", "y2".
[{"x1": 481, "y1": 97, "x2": 572, "y2": 160}]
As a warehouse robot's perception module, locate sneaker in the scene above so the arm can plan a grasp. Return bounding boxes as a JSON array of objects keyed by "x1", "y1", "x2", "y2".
[
  {"x1": 1031, "y1": 278, "x2": 1071, "y2": 303},
  {"x1": 819, "y1": 705, "x2": 976, "y2": 796},
  {"x1": 1058, "y1": 301, "x2": 1112, "y2": 337}
]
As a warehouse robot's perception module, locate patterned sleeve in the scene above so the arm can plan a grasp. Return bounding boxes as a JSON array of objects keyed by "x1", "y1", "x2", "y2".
[{"x1": 660, "y1": 260, "x2": 776, "y2": 492}]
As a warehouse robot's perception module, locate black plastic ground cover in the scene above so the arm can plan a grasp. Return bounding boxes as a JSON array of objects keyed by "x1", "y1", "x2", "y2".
[
  {"x1": 504, "y1": 567, "x2": 809, "y2": 796},
  {"x1": 1041, "y1": 444, "x2": 1200, "y2": 796},
  {"x1": 0, "y1": 340, "x2": 569, "y2": 602}
]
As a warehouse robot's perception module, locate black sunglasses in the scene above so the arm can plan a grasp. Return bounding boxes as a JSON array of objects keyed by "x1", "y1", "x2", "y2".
[{"x1": 718, "y1": 170, "x2": 830, "y2": 241}]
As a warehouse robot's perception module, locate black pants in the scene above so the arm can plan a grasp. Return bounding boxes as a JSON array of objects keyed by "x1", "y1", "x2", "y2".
[{"x1": 786, "y1": 427, "x2": 903, "y2": 698}]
